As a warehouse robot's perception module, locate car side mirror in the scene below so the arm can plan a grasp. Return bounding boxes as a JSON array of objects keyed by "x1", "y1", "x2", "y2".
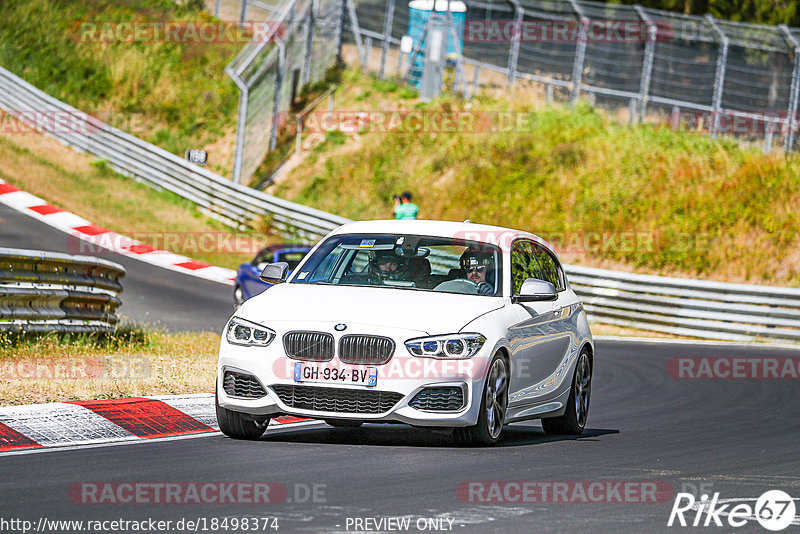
[
  {"x1": 260, "y1": 262, "x2": 289, "y2": 284},
  {"x1": 513, "y1": 279, "x2": 557, "y2": 303}
]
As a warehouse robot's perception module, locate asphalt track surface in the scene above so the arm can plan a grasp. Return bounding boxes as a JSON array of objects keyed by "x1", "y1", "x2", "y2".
[
  {"x1": 0, "y1": 202, "x2": 233, "y2": 332},
  {"x1": 2, "y1": 340, "x2": 799, "y2": 533}
]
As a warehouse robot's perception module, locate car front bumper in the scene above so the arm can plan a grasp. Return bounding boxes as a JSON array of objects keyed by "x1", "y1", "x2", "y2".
[{"x1": 217, "y1": 336, "x2": 493, "y2": 427}]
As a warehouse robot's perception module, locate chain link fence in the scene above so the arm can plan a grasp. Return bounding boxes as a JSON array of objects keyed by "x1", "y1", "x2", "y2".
[
  {"x1": 344, "y1": 0, "x2": 800, "y2": 152},
  {"x1": 225, "y1": 0, "x2": 341, "y2": 184},
  {"x1": 227, "y1": 0, "x2": 800, "y2": 184}
]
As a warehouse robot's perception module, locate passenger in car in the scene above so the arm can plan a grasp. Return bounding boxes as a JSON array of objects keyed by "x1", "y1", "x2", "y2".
[{"x1": 367, "y1": 250, "x2": 408, "y2": 284}]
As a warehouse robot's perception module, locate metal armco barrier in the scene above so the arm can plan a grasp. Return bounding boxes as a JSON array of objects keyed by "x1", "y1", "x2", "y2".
[
  {"x1": 566, "y1": 265, "x2": 800, "y2": 343},
  {"x1": 0, "y1": 66, "x2": 350, "y2": 241},
  {"x1": 0, "y1": 248, "x2": 125, "y2": 333}
]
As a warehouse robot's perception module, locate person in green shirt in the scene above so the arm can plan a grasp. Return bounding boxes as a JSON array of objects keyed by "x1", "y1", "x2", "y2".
[{"x1": 393, "y1": 191, "x2": 419, "y2": 220}]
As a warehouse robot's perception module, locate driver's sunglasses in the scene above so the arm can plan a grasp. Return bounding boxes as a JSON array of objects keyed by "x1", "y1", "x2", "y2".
[{"x1": 466, "y1": 265, "x2": 487, "y2": 273}]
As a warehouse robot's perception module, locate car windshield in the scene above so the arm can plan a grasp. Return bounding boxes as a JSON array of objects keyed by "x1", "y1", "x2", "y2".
[{"x1": 291, "y1": 234, "x2": 502, "y2": 296}]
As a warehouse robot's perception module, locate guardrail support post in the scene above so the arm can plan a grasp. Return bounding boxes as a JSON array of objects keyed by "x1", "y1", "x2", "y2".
[
  {"x1": 214, "y1": 0, "x2": 221, "y2": 17},
  {"x1": 706, "y1": 15, "x2": 728, "y2": 139},
  {"x1": 239, "y1": 0, "x2": 248, "y2": 24},
  {"x1": 567, "y1": 0, "x2": 589, "y2": 106},
  {"x1": 379, "y1": 0, "x2": 396, "y2": 79}
]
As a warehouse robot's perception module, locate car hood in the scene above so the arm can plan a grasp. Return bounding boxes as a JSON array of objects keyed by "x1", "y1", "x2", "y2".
[{"x1": 238, "y1": 283, "x2": 506, "y2": 335}]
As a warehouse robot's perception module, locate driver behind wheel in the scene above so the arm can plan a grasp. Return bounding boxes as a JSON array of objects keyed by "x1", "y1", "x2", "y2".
[{"x1": 459, "y1": 250, "x2": 495, "y2": 295}]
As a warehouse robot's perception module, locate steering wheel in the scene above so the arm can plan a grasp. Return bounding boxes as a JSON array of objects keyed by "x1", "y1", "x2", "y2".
[
  {"x1": 476, "y1": 282, "x2": 493, "y2": 295},
  {"x1": 433, "y1": 278, "x2": 484, "y2": 295}
]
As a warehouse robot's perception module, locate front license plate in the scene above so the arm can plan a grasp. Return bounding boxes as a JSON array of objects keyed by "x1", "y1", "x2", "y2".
[{"x1": 294, "y1": 362, "x2": 377, "y2": 387}]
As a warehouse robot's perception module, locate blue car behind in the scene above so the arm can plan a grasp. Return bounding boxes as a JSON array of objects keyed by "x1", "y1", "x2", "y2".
[{"x1": 233, "y1": 244, "x2": 311, "y2": 308}]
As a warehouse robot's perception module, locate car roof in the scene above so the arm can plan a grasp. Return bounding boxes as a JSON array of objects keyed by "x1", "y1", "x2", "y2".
[
  {"x1": 259, "y1": 244, "x2": 313, "y2": 253},
  {"x1": 328, "y1": 220, "x2": 553, "y2": 252}
]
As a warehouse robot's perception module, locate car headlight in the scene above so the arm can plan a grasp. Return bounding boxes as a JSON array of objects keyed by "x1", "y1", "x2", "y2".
[
  {"x1": 405, "y1": 333, "x2": 486, "y2": 359},
  {"x1": 226, "y1": 317, "x2": 276, "y2": 347}
]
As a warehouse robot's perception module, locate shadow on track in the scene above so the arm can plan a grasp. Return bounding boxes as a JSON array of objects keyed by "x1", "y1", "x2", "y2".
[{"x1": 261, "y1": 423, "x2": 618, "y2": 448}]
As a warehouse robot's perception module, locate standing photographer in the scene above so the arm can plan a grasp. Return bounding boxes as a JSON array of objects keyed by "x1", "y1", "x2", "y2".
[{"x1": 393, "y1": 191, "x2": 419, "y2": 220}]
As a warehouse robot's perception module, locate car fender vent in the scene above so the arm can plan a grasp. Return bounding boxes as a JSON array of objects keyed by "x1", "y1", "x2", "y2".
[
  {"x1": 409, "y1": 386, "x2": 465, "y2": 412},
  {"x1": 223, "y1": 370, "x2": 267, "y2": 399}
]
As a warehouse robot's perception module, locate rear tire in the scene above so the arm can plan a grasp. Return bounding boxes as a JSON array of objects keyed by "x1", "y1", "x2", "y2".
[
  {"x1": 454, "y1": 354, "x2": 508, "y2": 446},
  {"x1": 216, "y1": 388, "x2": 269, "y2": 440},
  {"x1": 542, "y1": 349, "x2": 591, "y2": 435},
  {"x1": 325, "y1": 419, "x2": 363, "y2": 428}
]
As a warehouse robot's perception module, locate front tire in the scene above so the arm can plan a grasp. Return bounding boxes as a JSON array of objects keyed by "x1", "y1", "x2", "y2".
[
  {"x1": 542, "y1": 349, "x2": 591, "y2": 435},
  {"x1": 455, "y1": 354, "x2": 508, "y2": 446},
  {"x1": 216, "y1": 389, "x2": 269, "y2": 440}
]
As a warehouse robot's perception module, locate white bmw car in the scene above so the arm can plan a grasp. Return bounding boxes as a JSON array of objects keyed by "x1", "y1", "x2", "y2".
[{"x1": 216, "y1": 220, "x2": 593, "y2": 445}]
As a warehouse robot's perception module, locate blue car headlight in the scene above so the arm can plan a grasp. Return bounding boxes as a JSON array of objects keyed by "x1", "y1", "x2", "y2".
[
  {"x1": 405, "y1": 333, "x2": 486, "y2": 359},
  {"x1": 226, "y1": 317, "x2": 276, "y2": 347}
]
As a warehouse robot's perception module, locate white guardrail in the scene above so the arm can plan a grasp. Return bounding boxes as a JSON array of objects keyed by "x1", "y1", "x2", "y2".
[
  {"x1": 0, "y1": 248, "x2": 125, "y2": 333},
  {"x1": 1, "y1": 66, "x2": 799, "y2": 343}
]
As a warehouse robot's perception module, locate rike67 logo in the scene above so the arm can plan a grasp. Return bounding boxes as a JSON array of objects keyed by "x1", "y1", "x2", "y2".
[{"x1": 668, "y1": 490, "x2": 797, "y2": 531}]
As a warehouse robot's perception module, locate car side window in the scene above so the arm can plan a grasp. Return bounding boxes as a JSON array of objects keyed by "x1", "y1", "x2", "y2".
[
  {"x1": 511, "y1": 240, "x2": 544, "y2": 296},
  {"x1": 533, "y1": 244, "x2": 565, "y2": 291},
  {"x1": 252, "y1": 249, "x2": 272, "y2": 266}
]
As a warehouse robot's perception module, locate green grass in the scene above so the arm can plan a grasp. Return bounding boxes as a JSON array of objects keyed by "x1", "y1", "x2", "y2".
[
  {"x1": 275, "y1": 70, "x2": 800, "y2": 286},
  {"x1": 0, "y1": 0, "x2": 242, "y2": 176},
  {"x1": 0, "y1": 323, "x2": 148, "y2": 349},
  {"x1": 0, "y1": 328, "x2": 219, "y2": 405}
]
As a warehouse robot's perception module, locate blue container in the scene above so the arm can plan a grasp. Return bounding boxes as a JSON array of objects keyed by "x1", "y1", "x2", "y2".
[{"x1": 407, "y1": 0, "x2": 466, "y2": 87}]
